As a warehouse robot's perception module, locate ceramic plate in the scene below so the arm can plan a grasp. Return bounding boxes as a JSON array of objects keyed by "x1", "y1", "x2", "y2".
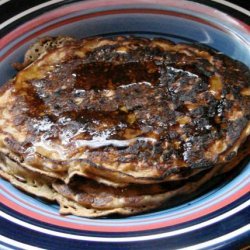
[{"x1": 0, "y1": 1, "x2": 249, "y2": 249}]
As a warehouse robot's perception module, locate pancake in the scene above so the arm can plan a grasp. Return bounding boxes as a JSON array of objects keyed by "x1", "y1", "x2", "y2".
[
  {"x1": 0, "y1": 141, "x2": 248, "y2": 217},
  {"x1": 0, "y1": 154, "x2": 159, "y2": 217},
  {"x1": 0, "y1": 36, "x2": 249, "y2": 186},
  {"x1": 0, "y1": 36, "x2": 249, "y2": 217}
]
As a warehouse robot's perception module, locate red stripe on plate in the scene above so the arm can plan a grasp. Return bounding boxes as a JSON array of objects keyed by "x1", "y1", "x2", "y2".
[
  {"x1": 0, "y1": 8, "x2": 225, "y2": 62},
  {"x1": 1, "y1": 186, "x2": 58, "y2": 216},
  {"x1": 1, "y1": 0, "x2": 249, "y2": 51},
  {"x1": 0, "y1": 178, "x2": 248, "y2": 232},
  {"x1": 1, "y1": 0, "x2": 249, "y2": 52}
]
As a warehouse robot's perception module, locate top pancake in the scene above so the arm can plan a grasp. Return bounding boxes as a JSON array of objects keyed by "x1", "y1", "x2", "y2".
[{"x1": 0, "y1": 36, "x2": 249, "y2": 185}]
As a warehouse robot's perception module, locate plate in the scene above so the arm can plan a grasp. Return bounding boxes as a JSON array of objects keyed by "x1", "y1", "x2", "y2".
[{"x1": 0, "y1": 1, "x2": 249, "y2": 249}]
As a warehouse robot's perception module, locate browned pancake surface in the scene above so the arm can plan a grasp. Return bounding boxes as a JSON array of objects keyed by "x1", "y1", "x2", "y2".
[{"x1": 0, "y1": 36, "x2": 249, "y2": 184}]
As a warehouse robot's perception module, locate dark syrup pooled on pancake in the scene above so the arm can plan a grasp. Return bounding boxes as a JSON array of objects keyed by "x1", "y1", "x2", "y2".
[{"x1": 27, "y1": 60, "x2": 160, "y2": 148}]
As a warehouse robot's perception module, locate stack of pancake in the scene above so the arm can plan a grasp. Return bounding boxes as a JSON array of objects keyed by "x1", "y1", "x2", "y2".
[{"x1": 0, "y1": 36, "x2": 249, "y2": 217}]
